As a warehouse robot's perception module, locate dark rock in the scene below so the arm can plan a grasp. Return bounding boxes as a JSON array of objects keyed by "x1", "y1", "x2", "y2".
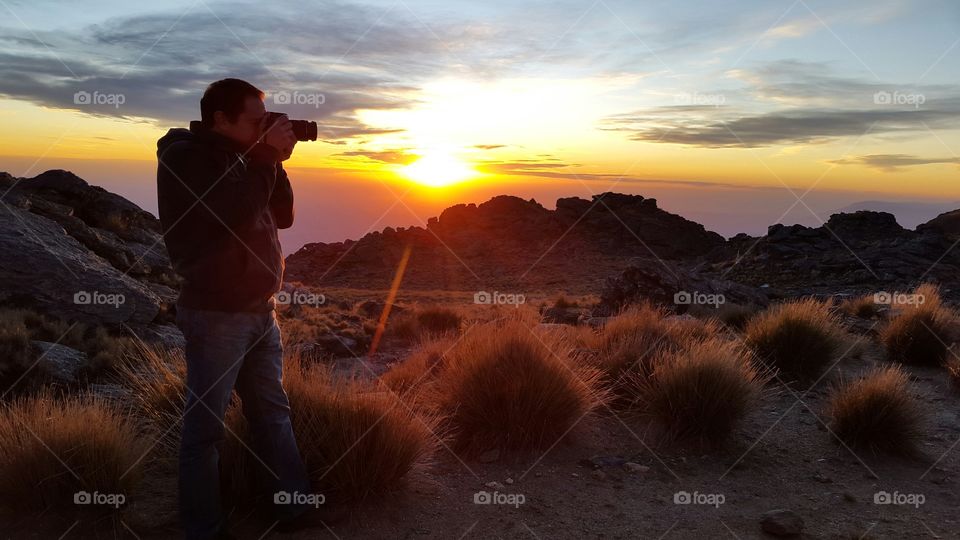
[
  {"x1": 31, "y1": 341, "x2": 86, "y2": 383},
  {"x1": 0, "y1": 170, "x2": 176, "y2": 327},
  {"x1": 760, "y1": 509, "x2": 804, "y2": 536},
  {"x1": 598, "y1": 257, "x2": 767, "y2": 314}
]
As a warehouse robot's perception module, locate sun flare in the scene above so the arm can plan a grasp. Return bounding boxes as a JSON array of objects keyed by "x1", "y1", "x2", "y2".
[{"x1": 401, "y1": 152, "x2": 476, "y2": 188}]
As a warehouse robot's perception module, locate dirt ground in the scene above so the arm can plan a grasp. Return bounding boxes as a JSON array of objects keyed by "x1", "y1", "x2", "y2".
[{"x1": 3, "y1": 338, "x2": 958, "y2": 540}]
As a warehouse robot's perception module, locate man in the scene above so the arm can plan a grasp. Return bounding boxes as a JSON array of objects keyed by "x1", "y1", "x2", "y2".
[{"x1": 156, "y1": 78, "x2": 309, "y2": 539}]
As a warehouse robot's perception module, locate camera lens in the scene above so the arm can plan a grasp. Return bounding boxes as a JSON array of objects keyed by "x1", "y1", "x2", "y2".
[{"x1": 290, "y1": 120, "x2": 318, "y2": 142}]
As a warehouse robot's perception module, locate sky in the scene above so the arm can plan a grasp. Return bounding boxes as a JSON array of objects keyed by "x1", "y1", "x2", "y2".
[{"x1": 0, "y1": 0, "x2": 958, "y2": 250}]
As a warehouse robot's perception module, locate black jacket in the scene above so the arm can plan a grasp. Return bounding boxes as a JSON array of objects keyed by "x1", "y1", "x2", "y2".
[{"x1": 156, "y1": 121, "x2": 294, "y2": 312}]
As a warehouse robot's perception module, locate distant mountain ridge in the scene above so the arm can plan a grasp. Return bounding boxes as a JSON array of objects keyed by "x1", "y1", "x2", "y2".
[
  {"x1": 285, "y1": 193, "x2": 725, "y2": 292},
  {"x1": 1, "y1": 170, "x2": 958, "y2": 328}
]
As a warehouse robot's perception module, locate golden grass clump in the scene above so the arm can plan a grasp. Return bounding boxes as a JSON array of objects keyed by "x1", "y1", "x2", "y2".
[
  {"x1": 744, "y1": 298, "x2": 846, "y2": 383},
  {"x1": 629, "y1": 338, "x2": 767, "y2": 446},
  {"x1": 0, "y1": 392, "x2": 147, "y2": 511},
  {"x1": 388, "y1": 305, "x2": 463, "y2": 343},
  {"x1": 827, "y1": 366, "x2": 924, "y2": 456},
  {"x1": 589, "y1": 304, "x2": 720, "y2": 384},
  {"x1": 839, "y1": 294, "x2": 882, "y2": 319},
  {"x1": 283, "y1": 355, "x2": 436, "y2": 502},
  {"x1": 380, "y1": 338, "x2": 453, "y2": 396},
  {"x1": 880, "y1": 284, "x2": 958, "y2": 366},
  {"x1": 434, "y1": 318, "x2": 604, "y2": 455},
  {"x1": 112, "y1": 341, "x2": 186, "y2": 455}
]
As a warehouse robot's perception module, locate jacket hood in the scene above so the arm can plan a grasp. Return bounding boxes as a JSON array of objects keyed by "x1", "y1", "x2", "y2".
[{"x1": 157, "y1": 121, "x2": 240, "y2": 153}]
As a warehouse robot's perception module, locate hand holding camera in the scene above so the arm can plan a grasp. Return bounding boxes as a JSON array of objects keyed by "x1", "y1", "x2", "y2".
[{"x1": 260, "y1": 113, "x2": 297, "y2": 161}]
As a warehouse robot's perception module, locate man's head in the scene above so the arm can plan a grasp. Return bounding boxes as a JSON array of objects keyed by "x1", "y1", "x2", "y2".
[{"x1": 200, "y1": 78, "x2": 265, "y2": 147}]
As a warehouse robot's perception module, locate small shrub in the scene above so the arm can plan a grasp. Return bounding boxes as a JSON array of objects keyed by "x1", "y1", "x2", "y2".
[
  {"x1": 552, "y1": 296, "x2": 577, "y2": 310},
  {"x1": 630, "y1": 339, "x2": 767, "y2": 446},
  {"x1": 880, "y1": 284, "x2": 957, "y2": 366},
  {"x1": 744, "y1": 298, "x2": 845, "y2": 384},
  {"x1": 827, "y1": 367, "x2": 924, "y2": 456},
  {"x1": 0, "y1": 392, "x2": 147, "y2": 511},
  {"x1": 589, "y1": 305, "x2": 720, "y2": 397},
  {"x1": 435, "y1": 318, "x2": 604, "y2": 455},
  {"x1": 840, "y1": 295, "x2": 882, "y2": 319},
  {"x1": 0, "y1": 322, "x2": 34, "y2": 377},
  {"x1": 687, "y1": 302, "x2": 758, "y2": 330},
  {"x1": 283, "y1": 355, "x2": 435, "y2": 501},
  {"x1": 380, "y1": 338, "x2": 453, "y2": 396},
  {"x1": 389, "y1": 305, "x2": 463, "y2": 343},
  {"x1": 0, "y1": 309, "x2": 131, "y2": 375},
  {"x1": 113, "y1": 341, "x2": 186, "y2": 455}
]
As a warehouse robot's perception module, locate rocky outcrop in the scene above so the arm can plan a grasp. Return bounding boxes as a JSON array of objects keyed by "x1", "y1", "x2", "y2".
[
  {"x1": 286, "y1": 193, "x2": 724, "y2": 293},
  {"x1": 0, "y1": 170, "x2": 176, "y2": 328},
  {"x1": 918, "y1": 209, "x2": 960, "y2": 238},
  {"x1": 599, "y1": 257, "x2": 769, "y2": 314},
  {"x1": 704, "y1": 210, "x2": 960, "y2": 300}
]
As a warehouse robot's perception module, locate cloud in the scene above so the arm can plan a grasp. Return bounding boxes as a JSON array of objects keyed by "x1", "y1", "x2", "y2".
[
  {"x1": 829, "y1": 154, "x2": 960, "y2": 171},
  {"x1": 602, "y1": 59, "x2": 960, "y2": 148},
  {"x1": 0, "y1": 0, "x2": 475, "y2": 142},
  {"x1": 336, "y1": 148, "x2": 419, "y2": 165}
]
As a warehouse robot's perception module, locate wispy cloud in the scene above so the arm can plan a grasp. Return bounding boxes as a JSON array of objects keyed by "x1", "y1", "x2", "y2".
[{"x1": 829, "y1": 153, "x2": 960, "y2": 171}]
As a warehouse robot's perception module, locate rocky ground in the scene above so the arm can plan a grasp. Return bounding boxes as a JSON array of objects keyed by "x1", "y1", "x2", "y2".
[
  {"x1": 2, "y1": 170, "x2": 959, "y2": 538},
  {"x1": 2, "y1": 336, "x2": 957, "y2": 539}
]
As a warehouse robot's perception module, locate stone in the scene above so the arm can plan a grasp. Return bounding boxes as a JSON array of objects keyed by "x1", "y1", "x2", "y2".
[
  {"x1": 31, "y1": 341, "x2": 86, "y2": 383},
  {"x1": 760, "y1": 509, "x2": 804, "y2": 537}
]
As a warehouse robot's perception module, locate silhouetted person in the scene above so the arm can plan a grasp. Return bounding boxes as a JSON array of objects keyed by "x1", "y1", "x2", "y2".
[{"x1": 156, "y1": 78, "x2": 307, "y2": 540}]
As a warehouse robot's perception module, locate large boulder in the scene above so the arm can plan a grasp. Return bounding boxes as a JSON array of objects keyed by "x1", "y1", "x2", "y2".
[
  {"x1": 599, "y1": 257, "x2": 768, "y2": 315},
  {"x1": 0, "y1": 170, "x2": 173, "y2": 327},
  {"x1": 0, "y1": 202, "x2": 163, "y2": 325}
]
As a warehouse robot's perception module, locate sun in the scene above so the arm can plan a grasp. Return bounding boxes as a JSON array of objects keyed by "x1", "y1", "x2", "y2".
[{"x1": 401, "y1": 152, "x2": 476, "y2": 187}]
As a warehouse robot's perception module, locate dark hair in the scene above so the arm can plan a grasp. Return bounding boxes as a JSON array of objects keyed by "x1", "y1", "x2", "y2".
[{"x1": 200, "y1": 78, "x2": 264, "y2": 127}]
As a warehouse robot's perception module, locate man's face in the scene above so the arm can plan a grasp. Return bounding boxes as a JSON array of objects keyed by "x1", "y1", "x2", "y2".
[{"x1": 211, "y1": 95, "x2": 265, "y2": 148}]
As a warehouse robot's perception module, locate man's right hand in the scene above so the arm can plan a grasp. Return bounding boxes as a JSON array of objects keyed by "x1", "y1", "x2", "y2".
[{"x1": 260, "y1": 114, "x2": 296, "y2": 161}]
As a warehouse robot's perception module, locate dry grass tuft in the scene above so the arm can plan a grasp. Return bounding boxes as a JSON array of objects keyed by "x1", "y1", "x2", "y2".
[
  {"x1": 112, "y1": 340, "x2": 186, "y2": 455},
  {"x1": 434, "y1": 318, "x2": 604, "y2": 455},
  {"x1": 380, "y1": 338, "x2": 453, "y2": 397},
  {"x1": 283, "y1": 354, "x2": 436, "y2": 502},
  {"x1": 0, "y1": 392, "x2": 147, "y2": 511},
  {"x1": 588, "y1": 305, "x2": 720, "y2": 395},
  {"x1": 744, "y1": 298, "x2": 846, "y2": 384},
  {"x1": 839, "y1": 294, "x2": 882, "y2": 319},
  {"x1": 388, "y1": 305, "x2": 463, "y2": 343},
  {"x1": 827, "y1": 366, "x2": 924, "y2": 456},
  {"x1": 629, "y1": 338, "x2": 767, "y2": 447},
  {"x1": 880, "y1": 284, "x2": 958, "y2": 366}
]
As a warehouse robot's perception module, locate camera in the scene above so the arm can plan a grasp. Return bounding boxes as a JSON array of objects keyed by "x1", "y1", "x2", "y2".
[{"x1": 264, "y1": 111, "x2": 318, "y2": 141}]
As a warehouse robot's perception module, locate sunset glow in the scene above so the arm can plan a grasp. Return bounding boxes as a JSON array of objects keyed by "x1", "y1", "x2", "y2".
[{"x1": 401, "y1": 151, "x2": 477, "y2": 188}]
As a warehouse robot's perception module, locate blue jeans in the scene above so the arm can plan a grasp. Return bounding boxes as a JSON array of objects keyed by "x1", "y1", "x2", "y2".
[{"x1": 176, "y1": 307, "x2": 310, "y2": 540}]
